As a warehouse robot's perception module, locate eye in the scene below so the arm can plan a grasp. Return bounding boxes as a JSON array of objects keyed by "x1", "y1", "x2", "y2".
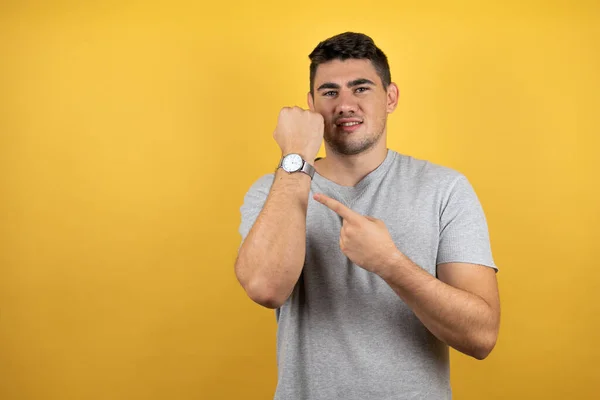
[
  {"x1": 355, "y1": 87, "x2": 370, "y2": 94},
  {"x1": 322, "y1": 91, "x2": 338, "y2": 97}
]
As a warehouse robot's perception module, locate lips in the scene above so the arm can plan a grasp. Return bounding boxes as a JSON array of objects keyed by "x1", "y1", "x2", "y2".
[
  {"x1": 335, "y1": 118, "x2": 363, "y2": 133},
  {"x1": 335, "y1": 118, "x2": 363, "y2": 127}
]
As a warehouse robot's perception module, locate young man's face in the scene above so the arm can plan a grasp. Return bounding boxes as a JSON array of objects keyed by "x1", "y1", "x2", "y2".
[{"x1": 308, "y1": 58, "x2": 398, "y2": 156}]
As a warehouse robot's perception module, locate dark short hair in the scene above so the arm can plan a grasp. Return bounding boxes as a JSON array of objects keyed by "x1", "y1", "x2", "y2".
[{"x1": 308, "y1": 32, "x2": 391, "y2": 96}]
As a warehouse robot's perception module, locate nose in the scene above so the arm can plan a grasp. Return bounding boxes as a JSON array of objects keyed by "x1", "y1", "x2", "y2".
[{"x1": 334, "y1": 89, "x2": 359, "y2": 115}]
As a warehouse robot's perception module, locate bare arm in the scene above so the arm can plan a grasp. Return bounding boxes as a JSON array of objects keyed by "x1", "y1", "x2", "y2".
[
  {"x1": 235, "y1": 169, "x2": 311, "y2": 309},
  {"x1": 378, "y1": 255, "x2": 500, "y2": 360},
  {"x1": 235, "y1": 106, "x2": 324, "y2": 309},
  {"x1": 313, "y1": 193, "x2": 500, "y2": 360}
]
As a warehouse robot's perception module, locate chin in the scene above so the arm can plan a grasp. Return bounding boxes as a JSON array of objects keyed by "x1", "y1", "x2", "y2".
[
  {"x1": 329, "y1": 132, "x2": 383, "y2": 156},
  {"x1": 329, "y1": 140, "x2": 376, "y2": 156}
]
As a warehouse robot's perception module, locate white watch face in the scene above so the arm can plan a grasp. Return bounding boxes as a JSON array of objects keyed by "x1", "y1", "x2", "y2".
[{"x1": 282, "y1": 154, "x2": 303, "y2": 172}]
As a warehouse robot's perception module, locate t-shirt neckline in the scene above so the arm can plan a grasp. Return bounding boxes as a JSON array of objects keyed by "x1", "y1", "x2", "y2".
[{"x1": 312, "y1": 149, "x2": 396, "y2": 202}]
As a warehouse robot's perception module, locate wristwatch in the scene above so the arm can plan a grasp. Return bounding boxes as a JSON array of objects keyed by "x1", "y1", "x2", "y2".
[{"x1": 277, "y1": 153, "x2": 315, "y2": 179}]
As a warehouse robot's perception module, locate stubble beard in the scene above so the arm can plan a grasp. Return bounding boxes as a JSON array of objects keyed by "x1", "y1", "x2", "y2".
[{"x1": 324, "y1": 120, "x2": 386, "y2": 156}]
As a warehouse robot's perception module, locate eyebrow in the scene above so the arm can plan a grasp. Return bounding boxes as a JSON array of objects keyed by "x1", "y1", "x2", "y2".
[{"x1": 316, "y1": 78, "x2": 376, "y2": 91}]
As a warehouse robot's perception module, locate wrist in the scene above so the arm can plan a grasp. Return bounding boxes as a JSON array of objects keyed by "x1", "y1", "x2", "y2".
[
  {"x1": 277, "y1": 152, "x2": 316, "y2": 179},
  {"x1": 377, "y1": 249, "x2": 406, "y2": 280},
  {"x1": 281, "y1": 150, "x2": 315, "y2": 165}
]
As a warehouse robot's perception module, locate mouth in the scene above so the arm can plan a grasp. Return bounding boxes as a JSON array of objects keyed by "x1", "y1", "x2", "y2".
[
  {"x1": 337, "y1": 121, "x2": 362, "y2": 127},
  {"x1": 335, "y1": 119, "x2": 363, "y2": 132}
]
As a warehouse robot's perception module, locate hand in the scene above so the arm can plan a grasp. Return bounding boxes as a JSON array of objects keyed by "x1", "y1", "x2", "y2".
[
  {"x1": 273, "y1": 106, "x2": 324, "y2": 162},
  {"x1": 313, "y1": 193, "x2": 401, "y2": 275}
]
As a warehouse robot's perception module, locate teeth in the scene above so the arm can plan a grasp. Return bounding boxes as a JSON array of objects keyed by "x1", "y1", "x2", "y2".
[{"x1": 340, "y1": 122, "x2": 361, "y2": 126}]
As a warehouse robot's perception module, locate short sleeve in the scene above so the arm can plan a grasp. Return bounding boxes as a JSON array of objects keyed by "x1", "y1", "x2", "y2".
[
  {"x1": 437, "y1": 175, "x2": 497, "y2": 271},
  {"x1": 238, "y1": 174, "x2": 275, "y2": 246}
]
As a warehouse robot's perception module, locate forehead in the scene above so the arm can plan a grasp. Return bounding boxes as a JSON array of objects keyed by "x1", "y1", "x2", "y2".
[{"x1": 313, "y1": 59, "x2": 380, "y2": 86}]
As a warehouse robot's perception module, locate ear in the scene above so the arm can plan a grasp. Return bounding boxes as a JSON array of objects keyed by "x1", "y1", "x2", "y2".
[
  {"x1": 386, "y1": 83, "x2": 399, "y2": 113},
  {"x1": 307, "y1": 91, "x2": 315, "y2": 112}
]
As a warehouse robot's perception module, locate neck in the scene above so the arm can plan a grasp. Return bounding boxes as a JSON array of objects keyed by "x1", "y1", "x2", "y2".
[{"x1": 314, "y1": 142, "x2": 389, "y2": 187}]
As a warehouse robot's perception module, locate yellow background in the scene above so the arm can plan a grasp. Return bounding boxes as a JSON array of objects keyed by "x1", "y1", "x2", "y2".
[{"x1": 1, "y1": 1, "x2": 599, "y2": 399}]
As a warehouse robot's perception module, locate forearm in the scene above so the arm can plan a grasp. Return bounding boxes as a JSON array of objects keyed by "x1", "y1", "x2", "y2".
[
  {"x1": 378, "y1": 252, "x2": 499, "y2": 359},
  {"x1": 235, "y1": 169, "x2": 311, "y2": 308}
]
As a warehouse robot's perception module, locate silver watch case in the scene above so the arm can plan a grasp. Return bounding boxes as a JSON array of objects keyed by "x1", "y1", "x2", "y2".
[{"x1": 278, "y1": 154, "x2": 315, "y2": 179}]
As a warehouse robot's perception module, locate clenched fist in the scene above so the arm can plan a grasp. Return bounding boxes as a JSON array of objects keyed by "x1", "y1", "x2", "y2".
[
  {"x1": 314, "y1": 193, "x2": 402, "y2": 276},
  {"x1": 273, "y1": 107, "x2": 324, "y2": 162}
]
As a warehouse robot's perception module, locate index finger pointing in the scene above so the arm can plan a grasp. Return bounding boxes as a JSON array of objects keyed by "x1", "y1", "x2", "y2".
[{"x1": 313, "y1": 193, "x2": 358, "y2": 221}]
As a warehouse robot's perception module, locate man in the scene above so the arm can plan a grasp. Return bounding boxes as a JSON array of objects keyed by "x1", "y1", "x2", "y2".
[{"x1": 234, "y1": 32, "x2": 500, "y2": 400}]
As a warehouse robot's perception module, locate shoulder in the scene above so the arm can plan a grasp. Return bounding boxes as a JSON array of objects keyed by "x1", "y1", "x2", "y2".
[
  {"x1": 241, "y1": 172, "x2": 276, "y2": 205},
  {"x1": 390, "y1": 150, "x2": 467, "y2": 190},
  {"x1": 247, "y1": 173, "x2": 276, "y2": 192}
]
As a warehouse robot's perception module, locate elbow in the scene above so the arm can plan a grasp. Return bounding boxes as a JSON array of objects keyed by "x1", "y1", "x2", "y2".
[
  {"x1": 234, "y1": 251, "x2": 291, "y2": 309},
  {"x1": 245, "y1": 277, "x2": 287, "y2": 309},
  {"x1": 235, "y1": 259, "x2": 287, "y2": 309},
  {"x1": 471, "y1": 346, "x2": 493, "y2": 361},
  {"x1": 470, "y1": 331, "x2": 498, "y2": 360}
]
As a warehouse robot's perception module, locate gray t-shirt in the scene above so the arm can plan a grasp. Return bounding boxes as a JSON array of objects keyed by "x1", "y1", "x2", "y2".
[{"x1": 238, "y1": 149, "x2": 496, "y2": 400}]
